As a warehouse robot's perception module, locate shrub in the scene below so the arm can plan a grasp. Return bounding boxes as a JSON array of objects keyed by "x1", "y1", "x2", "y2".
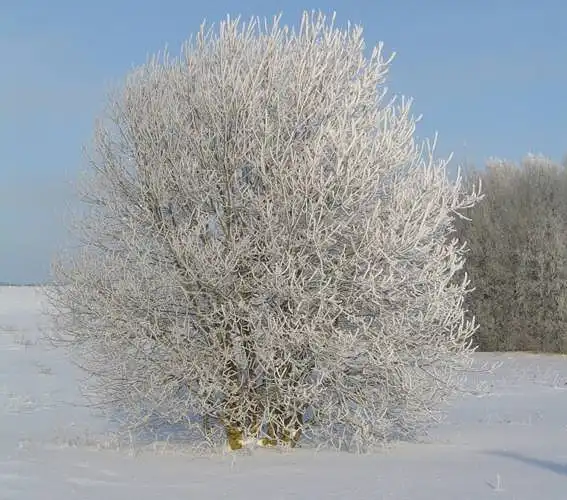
[
  {"x1": 47, "y1": 11, "x2": 481, "y2": 452},
  {"x1": 455, "y1": 155, "x2": 567, "y2": 352}
]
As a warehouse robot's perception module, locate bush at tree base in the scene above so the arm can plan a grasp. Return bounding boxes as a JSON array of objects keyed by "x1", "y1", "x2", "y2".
[{"x1": 47, "y1": 11, "x2": 482, "y2": 452}]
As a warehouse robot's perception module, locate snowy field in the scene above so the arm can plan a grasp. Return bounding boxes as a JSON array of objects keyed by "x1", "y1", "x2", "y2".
[{"x1": 1, "y1": 286, "x2": 567, "y2": 499}]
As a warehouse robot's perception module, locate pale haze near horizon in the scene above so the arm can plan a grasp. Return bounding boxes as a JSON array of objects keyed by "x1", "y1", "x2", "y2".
[{"x1": 1, "y1": 0, "x2": 566, "y2": 284}]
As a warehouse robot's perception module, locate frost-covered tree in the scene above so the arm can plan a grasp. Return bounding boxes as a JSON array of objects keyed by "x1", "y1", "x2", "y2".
[{"x1": 48, "y1": 11, "x2": 481, "y2": 452}]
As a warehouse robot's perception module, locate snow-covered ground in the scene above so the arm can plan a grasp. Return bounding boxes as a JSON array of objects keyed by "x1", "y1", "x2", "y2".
[{"x1": 1, "y1": 286, "x2": 566, "y2": 499}]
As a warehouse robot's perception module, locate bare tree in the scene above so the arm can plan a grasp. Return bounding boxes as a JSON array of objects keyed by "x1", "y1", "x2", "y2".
[{"x1": 47, "y1": 11, "x2": 481, "y2": 452}]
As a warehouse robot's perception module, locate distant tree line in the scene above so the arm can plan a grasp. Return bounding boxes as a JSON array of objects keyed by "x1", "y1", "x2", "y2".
[{"x1": 455, "y1": 154, "x2": 567, "y2": 353}]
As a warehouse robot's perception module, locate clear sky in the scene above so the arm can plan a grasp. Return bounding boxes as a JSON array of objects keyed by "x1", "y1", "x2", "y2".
[{"x1": 1, "y1": 0, "x2": 566, "y2": 284}]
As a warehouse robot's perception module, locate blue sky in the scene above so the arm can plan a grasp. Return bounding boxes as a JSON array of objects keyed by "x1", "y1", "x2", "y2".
[{"x1": 1, "y1": 0, "x2": 566, "y2": 284}]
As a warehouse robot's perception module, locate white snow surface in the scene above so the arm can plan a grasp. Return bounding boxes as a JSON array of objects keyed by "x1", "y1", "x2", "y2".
[{"x1": 1, "y1": 286, "x2": 567, "y2": 499}]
